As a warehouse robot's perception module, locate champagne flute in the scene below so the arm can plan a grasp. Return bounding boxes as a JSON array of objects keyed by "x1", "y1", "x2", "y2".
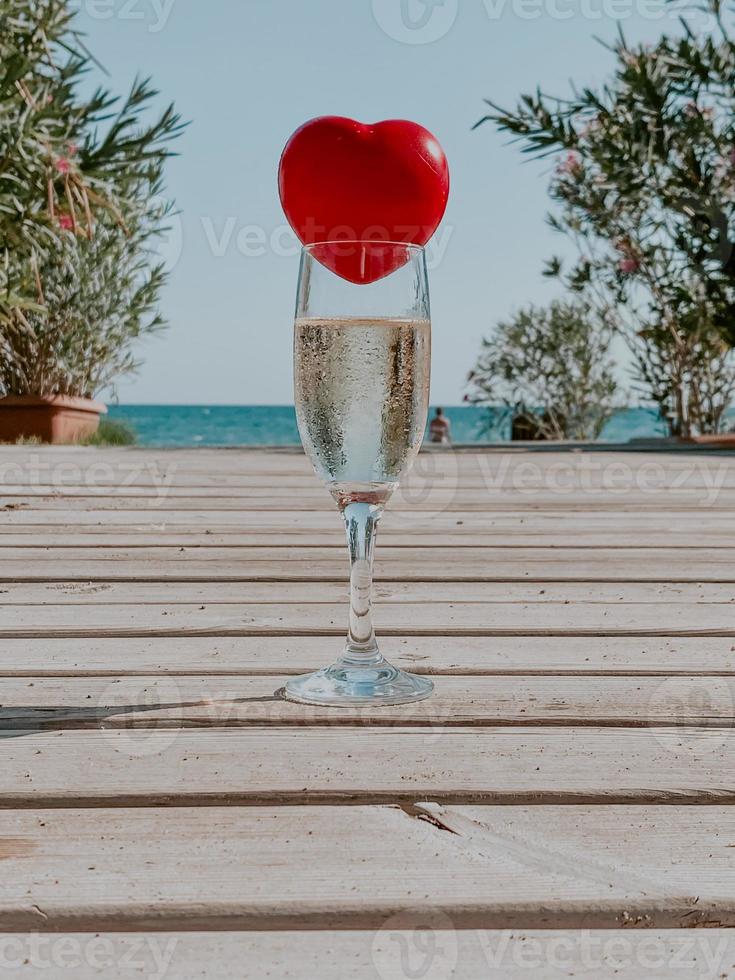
[{"x1": 285, "y1": 241, "x2": 434, "y2": 706}]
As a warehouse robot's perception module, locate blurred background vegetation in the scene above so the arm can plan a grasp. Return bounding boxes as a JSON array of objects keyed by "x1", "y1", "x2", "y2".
[
  {"x1": 0, "y1": 0, "x2": 183, "y2": 406},
  {"x1": 470, "y1": 0, "x2": 735, "y2": 438}
]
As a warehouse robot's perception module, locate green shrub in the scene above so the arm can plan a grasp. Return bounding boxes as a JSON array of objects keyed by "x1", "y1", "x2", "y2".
[
  {"x1": 80, "y1": 420, "x2": 137, "y2": 446},
  {"x1": 477, "y1": 0, "x2": 735, "y2": 435},
  {"x1": 0, "y1": 0, "x2": 184, "y2": 398},
  {"x1": 467, "y1": 301, "x2": 619, "y2": 441}
]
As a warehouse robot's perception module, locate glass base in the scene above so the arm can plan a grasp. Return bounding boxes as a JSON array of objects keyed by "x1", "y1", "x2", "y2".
[{"x1": 283, "y1": 658, "x2": 434, "y2": 707}]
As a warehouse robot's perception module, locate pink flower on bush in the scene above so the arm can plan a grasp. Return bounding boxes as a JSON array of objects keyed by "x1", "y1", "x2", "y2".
[
  {"x1": 557, "y1": 151, "x2": 582, "y2": 175},
  {"x1": 57, "y1": 214, "x2": 74, "y2": 231},
  {"x1": 683, "y1": 101, "x2": 712, "y2": 120},
  {"x1": 618, "y1": 257, "x2": 639, "y2": 273},
  {"x1": 55, "y1": 157, "x2": 71, "y2": 174}
]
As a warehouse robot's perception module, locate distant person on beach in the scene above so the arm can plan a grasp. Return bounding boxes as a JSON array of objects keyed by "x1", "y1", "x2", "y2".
[{"x1": 429, "y1": 408, "x2": 452, "y2": 445}]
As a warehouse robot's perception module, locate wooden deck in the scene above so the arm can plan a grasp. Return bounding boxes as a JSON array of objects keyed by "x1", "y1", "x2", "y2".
[{"x1": 2, "y1": 445, "x2": 735, "y2": 977}]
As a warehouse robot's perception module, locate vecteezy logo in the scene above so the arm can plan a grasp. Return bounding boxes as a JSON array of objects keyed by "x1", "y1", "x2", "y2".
[
  {"x1": 647, "y1": 675, "x2": 735, "y2": 756},
  {"x1": 97, "y1": 676, "x2": 184, "y2": 758},
  {"x1": 371, "y1": 911, "x2": 458, "y2": 980},
  {"x1": 371, "y1": 0, "x2": 459, "y2": 44}
]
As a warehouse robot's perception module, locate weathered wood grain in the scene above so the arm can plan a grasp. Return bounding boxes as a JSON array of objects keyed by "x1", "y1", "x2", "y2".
[
  {"x1": 2, "y1": 455, "x2": 734, "y2": 481},
  {"x1": 2, "y1": 726, "x2": 735, "y2": 806},
  {"x1": 3, "y1": 508, "x2": 734, "y2": 527},
  {"x1": 2, "y1": 545, "x2": 734, "y2": 582},
  {"x1": 0, "y1": 598, "x2": 731, "y2": 636},
  {"x1": 5, "y1": 930, "x2": 735, "y2": 980},
  {"x1": 4, "y1": 579, "x2": 735, "y2": 604},
  {"x1": 0, "y1": 528, "x2": 728, "y2": 547},
  {"x1": 2, "y1": 928, "x2": 735, "y2": 979},
  {"x1": 2, "y1": 445, "x2": 735, "y2": 953},
  {"x1": 5, "y1": 576, "x2": 735, "y2": 609},
  {"x1": 4, "y1": 492, "x2": 735, "y2": 511},
  {"x1": 2, "y1": 635, "x2": 731, "y2": 677},
  {"x1": 0, "y1": 674, "x2": 733, "y2": 730},
  {"x1": 0, "y1": 804, "x2": 733, "y2": 929}
]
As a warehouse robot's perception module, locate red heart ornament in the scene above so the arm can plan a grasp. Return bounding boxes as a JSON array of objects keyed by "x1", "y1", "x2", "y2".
[{"x1": 278, "y1": 116, "x2": 449, "y2": 284}]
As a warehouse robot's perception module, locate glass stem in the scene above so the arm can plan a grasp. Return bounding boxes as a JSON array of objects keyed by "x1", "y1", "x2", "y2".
[{"x1": 341, "y1": 501, "x2": 383, "y2": 666}]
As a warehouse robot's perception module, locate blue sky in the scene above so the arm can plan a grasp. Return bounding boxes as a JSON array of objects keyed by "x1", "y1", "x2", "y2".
[{"x1": 77, "y1": 0, "x2": 686, "y2": 404}]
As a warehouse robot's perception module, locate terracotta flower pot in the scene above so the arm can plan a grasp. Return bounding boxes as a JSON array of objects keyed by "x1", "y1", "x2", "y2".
[
  {"x1": 0, "y1": 395, "x2": 107, "y2": 444},
  {"x1": 690, "y1": 433, "x2": 735, "y2": 448}
]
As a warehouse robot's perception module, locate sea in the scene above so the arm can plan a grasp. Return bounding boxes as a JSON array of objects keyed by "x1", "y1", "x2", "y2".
[{"x1": 104, "y1": 404, "x2": 705, "y2": 448}]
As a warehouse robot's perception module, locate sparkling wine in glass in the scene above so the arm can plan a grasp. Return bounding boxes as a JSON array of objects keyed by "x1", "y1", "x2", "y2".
[{"x1": 285, "y1": 241, "x2": 434, "y2": 706}]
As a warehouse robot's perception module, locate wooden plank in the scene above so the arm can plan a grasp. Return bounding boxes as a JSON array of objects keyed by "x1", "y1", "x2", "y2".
[
  {"x1": 1, "y1": 675, "x2": 734, "y2": 729},
  {"x1": 3, "y1": 929, "x2": 735, "y2": 979},
  {"x1": 2, "y1": 504, "x2": 735, "y2": 528},
  {"x1": 5, "y1": 470, "x2": 735, "y2": 490},
  {"x1": 5, "y1": 930, "x2": 735, "y2": 980},
  {"x1": 4, "y1": 726, "x2": 735, "y2": 806},
  {"x1": 3, "y1": 508, "x2": 735, "y2": 526},
  {"x1": 0, "y1": 444, "x2": 723, "y2": 457},
  {"x1": 0, "y1": 599, "x2": 731, "y2": 636},
  {"x1": 0, "y1": 444, "x2": 729, "y2": 464},
  {"x1": 0, "y1": 449, "x2": 731, "y2": 473},
  {"x1": 2, "y1": 454, "x2": 733, "y2": 482},
  {"x1": 4, "y1": 493, "x2": 735, "y2": 511},
  {"x1": 1, "y1": 482, "x2": 728, "y2": 501},
  {"x1": 0, "y1": 447, "x2": 307, "y2": 466},
  {"x1": 1, "y1": 449, "x2": 729, "y2": 470},
  {"x1": 0, "y1": 528, "x2": 729, "y2": 547},
  {"x1": 1, "y1": 635, "x2": 732, "y2": 677},
  {"x1": 4, "y1": 580, "x2": 735, "y2": 604},
  {"x1": 0, "y1": 804, "x2": 733, "y2": 929},
  {"x1": 3, "y1": 545, "x2": 735, "y2": 582}
]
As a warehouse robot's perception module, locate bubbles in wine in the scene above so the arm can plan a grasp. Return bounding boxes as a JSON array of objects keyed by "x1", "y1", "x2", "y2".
[{"x1": 294, "y1": 317, "x2": 431, "y2": 504}]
